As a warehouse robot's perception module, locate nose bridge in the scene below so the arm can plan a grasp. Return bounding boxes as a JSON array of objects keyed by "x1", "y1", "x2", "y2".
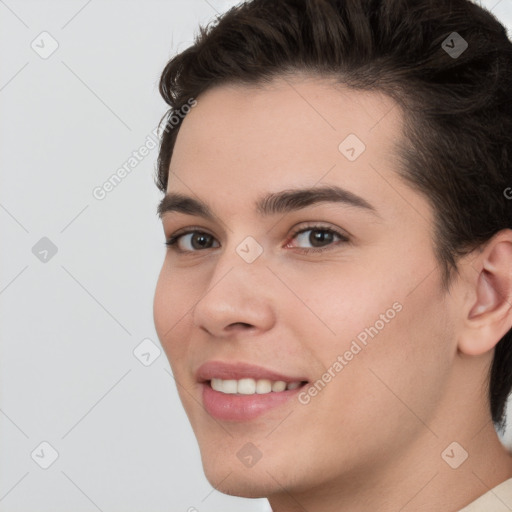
[
  {"x1": 213, "y1": 223, "x2": 268, "y2": 272},
  {"x1": 191, "y1": 232, "x2": 274, "y2": 334},
  {"x1": 207, "y1": 232, "x2": 268, "y2": 298}
]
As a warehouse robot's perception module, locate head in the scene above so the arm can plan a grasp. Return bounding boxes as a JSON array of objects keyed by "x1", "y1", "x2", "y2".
[{"x1": 153, "y1": 0, "x2": 512, "y2": 501}]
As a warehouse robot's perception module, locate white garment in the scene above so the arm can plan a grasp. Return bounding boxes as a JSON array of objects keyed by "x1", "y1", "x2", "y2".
[{"x1": 458, "y1": 477, "x2": 512, "y2": 511}]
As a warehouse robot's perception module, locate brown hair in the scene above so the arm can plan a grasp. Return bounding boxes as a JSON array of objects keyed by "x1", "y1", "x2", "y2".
[{"x1": 154, "y1": 0, "x2": 512, "y2": 430}]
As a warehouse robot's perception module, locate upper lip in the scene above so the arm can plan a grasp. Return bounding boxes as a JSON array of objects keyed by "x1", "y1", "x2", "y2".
[{"x1": 196, "y1": 361, "x2": 308, "y2": 383}]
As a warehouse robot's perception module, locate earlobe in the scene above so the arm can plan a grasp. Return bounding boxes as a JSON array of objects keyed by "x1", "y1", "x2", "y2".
[{"x1": 458, "y1": 234, "x2": 512, "y2": 357}]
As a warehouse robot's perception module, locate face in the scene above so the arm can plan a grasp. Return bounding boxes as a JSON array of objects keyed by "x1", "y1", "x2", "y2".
[{"x1": 153, "y1": 75, "x2": 457, "y2": 500}]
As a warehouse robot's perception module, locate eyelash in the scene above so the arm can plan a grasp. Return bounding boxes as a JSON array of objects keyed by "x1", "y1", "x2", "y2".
[{"x1": 164, "y1": 223, "x2": 350, "y2": 255}]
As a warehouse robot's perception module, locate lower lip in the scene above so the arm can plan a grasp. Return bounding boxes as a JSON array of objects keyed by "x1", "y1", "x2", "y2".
[{"x1": 201, "y1": 382, "x2": 307, "y2": 421}]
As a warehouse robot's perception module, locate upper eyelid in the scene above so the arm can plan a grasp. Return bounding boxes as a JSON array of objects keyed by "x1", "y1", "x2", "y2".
[{"x1": 167, "y1": 222, "x2": 346, "y2": 238}]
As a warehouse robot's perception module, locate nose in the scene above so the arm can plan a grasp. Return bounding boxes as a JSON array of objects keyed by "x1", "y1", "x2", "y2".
[{"x1": 191, "y1": 242, "x2": 276, "y2": 338}]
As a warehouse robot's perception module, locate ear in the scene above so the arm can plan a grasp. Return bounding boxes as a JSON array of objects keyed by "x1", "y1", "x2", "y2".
[{"x1": 458, "y1": 230, "x2": 512, "y2": 356}]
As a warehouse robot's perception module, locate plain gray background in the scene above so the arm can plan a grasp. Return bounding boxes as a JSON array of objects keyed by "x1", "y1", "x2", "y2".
[{"x1": 1, "y1": 1, "x2": 511, "y2": 511}]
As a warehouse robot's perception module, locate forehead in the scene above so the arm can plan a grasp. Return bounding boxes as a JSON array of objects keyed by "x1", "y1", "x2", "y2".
[
  {"x1": 166, "y1": 75, "x2": 431, "y2": 223},
  {"x1": 172, "y1": 75, "x2": 401, "y2": 168}
]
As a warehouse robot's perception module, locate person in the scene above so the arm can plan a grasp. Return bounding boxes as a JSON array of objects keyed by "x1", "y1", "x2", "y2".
[{"x1": 152, "y1": 0, "x2": 512, "y2": 510}]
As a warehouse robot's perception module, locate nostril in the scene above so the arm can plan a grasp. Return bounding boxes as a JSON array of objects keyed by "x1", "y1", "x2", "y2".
[{"x1": 228, "y1": 322, "x2": 253, "y2": 329}]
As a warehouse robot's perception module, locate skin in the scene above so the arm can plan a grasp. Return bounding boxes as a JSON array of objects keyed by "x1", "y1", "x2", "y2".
[{"x1": 153, "y1": 73, "x2": 512, "y2": 511}]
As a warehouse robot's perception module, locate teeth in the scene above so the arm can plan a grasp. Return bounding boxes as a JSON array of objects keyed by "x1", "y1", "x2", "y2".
[
  {"x1": 210, "y1": 378, "x2": 303, "y2": 395},
  {"x1": 238, "y1": 378, "x2": 256, "y2": 394},
  {"x1": 271, "y1": 380, "x2": 287, "y2": 392},
  {"x1": 255, "y1": 379, "x2": 272, "y2": 394}
]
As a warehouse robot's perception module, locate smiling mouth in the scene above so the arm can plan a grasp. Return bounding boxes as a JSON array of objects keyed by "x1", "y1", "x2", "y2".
[{"x1": 207, "y1": 378, "x2": 309, "y2": 395}]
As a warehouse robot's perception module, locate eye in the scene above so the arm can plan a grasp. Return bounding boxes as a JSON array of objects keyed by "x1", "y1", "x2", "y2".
[
  {"x1": 165, "y1": 228, "x2": 219, "y2": 252},
  {"x1": 164, "y1": 223, "x2": 349, "y2": 255},
  {"x1": 285, "y1": 224, "x2": 349, "y2": 254}
]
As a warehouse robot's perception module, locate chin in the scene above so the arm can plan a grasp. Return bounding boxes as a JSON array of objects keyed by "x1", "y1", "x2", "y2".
[
  {"x1": 202, "y1": 464, "x2": 277, "y2": 499},
  {"x1": 199, "y1": 451, "x2": 285, "y2": 499}
]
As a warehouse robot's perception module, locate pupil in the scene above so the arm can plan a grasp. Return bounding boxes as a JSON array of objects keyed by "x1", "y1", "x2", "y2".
[
  {"x1": 311, "y1": 229, "x2": 332, "y2": 247},
  {"x1": 192, "y1": 233, "x2": 211, "y2": 249}
]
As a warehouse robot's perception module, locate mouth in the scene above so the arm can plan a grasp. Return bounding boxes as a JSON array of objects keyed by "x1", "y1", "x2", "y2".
[{"x1": 196, "y1": 361, "x2": 310, "y2": 421}]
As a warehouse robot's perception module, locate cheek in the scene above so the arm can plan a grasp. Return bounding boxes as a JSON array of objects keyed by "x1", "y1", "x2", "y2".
[
  {"x1": 281, "y1": 259, "x2": 400, "y2": 351},
  {"x1": 153, "y1": 263, "x2": 195, "y2": 367},
  {"x1": 287, "y1": 257, "x2": 453, "y2": 426}
]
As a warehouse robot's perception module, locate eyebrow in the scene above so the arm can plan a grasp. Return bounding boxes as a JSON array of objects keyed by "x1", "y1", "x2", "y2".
[{"x1": 157, "y1": 185, "x2": 379, "y2": 220}]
